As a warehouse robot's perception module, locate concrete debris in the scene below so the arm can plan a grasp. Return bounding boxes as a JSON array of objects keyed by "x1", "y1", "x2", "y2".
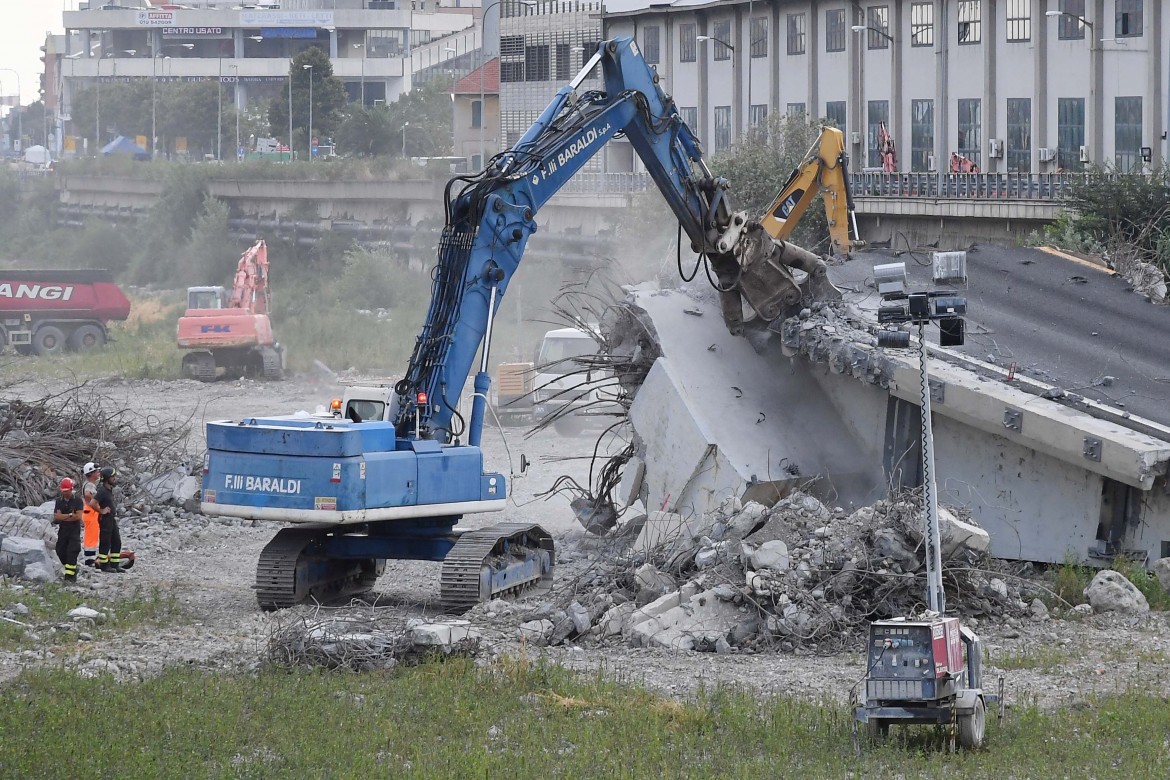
[
  {"x1": 407, "y1": 619, "x2": 480, "y2": 648},
  {"x1": 265, "y1": 614, "x2": 479, "y2": 671},
  {"x1": 539, "y1": 490, "x2": 1026, "y2": 654},
  {"x1": 1152, "y1": 557, "x2": 1170, "y2": 593},
  {"x1": 1, "y1": 536, "x2": 58, "y2": 581},
  {"x1": 68, "y1": 606, "x2": 103, "y2": 620},
  {"x1": 1083, "y1": 570, "x2": 1150, "y2": 614},
  {"x1": 518, "y1": 619, "x2": 555, "y2": 646},
  {"x1": 905, "y1": 507, "x2": 991, "y2": 559}
]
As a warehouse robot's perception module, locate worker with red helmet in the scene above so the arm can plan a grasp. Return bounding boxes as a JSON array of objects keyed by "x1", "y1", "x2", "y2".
[
  {"x1": 52, "y1": 477, "x2": 84, "y2": 583},
  {"x1": 81, "y1": 461, "x2": 101, "y2": 567},
  {"x1": 95, "y1": 466, "x2": 125, "y2": 573}
]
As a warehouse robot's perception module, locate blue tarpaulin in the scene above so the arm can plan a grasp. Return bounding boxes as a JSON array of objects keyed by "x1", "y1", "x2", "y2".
[{"x1": 101, "y1": 135, "x2": 149, "y2": 160}]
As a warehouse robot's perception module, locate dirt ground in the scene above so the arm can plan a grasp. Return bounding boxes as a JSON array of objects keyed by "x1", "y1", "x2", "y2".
[{"x1": 4, "y1": 376, "x2": 1170, "y2": 712}]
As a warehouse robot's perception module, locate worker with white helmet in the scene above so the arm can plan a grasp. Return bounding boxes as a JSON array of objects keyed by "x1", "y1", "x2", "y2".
[
  {"x1": 81, "y1": 461, "x2": 101, "y2": 568},
  {"x1": 52, "y1": 477, "x2": 84, "y2": 583}
]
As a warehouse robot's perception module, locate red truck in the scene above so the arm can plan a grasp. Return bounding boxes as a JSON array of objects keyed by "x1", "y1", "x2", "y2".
[{"x1": 0, "y1": 270, "x2": 131, "y2": 355}]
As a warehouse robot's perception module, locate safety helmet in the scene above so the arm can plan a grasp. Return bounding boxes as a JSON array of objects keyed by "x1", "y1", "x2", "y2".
[
  {"x1": 83, "y1": 462, "x2": 99, "y2": 476},
  {"x1": 99, "y1": 466, "x2": 117, "y2": 481},
  {"x1": 59, "y1": 477, "x2": 75, "y2": 491}
]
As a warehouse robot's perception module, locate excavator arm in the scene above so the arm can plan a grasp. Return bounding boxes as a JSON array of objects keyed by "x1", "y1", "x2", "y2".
[
  {"x1": 394, "y1": 37, "x2": 840, "y2": 442},
  {"x1": 757, "y1": 126, "x2": 861, "y2": 259},
  {"x1": 227, "y1": 240, "x2": 272, "y2": 314}
]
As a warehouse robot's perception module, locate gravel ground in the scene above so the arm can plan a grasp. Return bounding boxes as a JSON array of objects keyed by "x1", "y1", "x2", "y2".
[{"x1": 4, "y1": 377, "x2": 1170, "y2": 711}]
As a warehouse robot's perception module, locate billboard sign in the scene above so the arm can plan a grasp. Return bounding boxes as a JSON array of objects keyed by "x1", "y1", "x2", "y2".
[
  {"x1": 136, "y1": 10, "x2": 175, "y2": 26},
  {"x1": 239, "y1": 10, "x2": 333, "y2": 27}
]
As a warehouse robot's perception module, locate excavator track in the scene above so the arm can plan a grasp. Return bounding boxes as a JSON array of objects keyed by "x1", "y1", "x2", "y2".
[
  {"x1": 255, "y1": 527, "x2": 383, "y2": 611},
  {"x1": 440, "y1": 523, "x2": 554, "y2": 613},
  {"x1": 182, "y1": 352, "x2": 217, "y2": 382},
  {"x1": 259, "y1": 346, "x2": 284, "y2": 381}
]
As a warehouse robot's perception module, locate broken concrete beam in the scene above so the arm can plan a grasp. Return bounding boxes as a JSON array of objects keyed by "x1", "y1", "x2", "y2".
[
  {"x1": 627, "y1": 587, "x2": 743, "y2": 652},
  {"x1": 905, "y1": 507, "x2": 991, "y2": 559},
  {"x1": 408, "y1": 619, "x2": 481, "y2": 648},
  {"x1": 616, "y1": 456, "x2": 645, "y2": 508},
  {"x1": 632, "y1": 511, "x2": 703, "y2": 555}
]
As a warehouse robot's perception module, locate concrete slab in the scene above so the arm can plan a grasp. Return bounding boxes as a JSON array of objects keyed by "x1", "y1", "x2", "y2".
[{"x1": 627, "y1": 291, "x2": 885, "y2": 515}]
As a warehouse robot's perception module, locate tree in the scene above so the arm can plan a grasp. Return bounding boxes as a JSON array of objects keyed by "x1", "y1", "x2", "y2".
[
  {"x1": 709, "y1": 114, "x2": 828, "y2": 252},
  {"x1": 7, "y1": 101, "x2": 52, "y2": 149},
  {"x1": 334, "y1": 105, "x2": 396, "y2": 157},
  {"x1": 384, "y1": 77, "x2": 454, "y2": 158},
  {"x1": 268, "y1": 47, "x2": 347, "y2": 153}
]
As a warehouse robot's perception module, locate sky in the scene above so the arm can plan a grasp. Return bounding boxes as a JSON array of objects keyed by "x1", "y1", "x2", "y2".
[{"x1": 1, "y1": 4, "x2": 67, "y2": 104}]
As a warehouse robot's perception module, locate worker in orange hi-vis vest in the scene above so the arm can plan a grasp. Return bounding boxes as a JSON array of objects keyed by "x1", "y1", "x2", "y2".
[{"x1": 80, "y1": 462, "x2": 101, "y2": 568}]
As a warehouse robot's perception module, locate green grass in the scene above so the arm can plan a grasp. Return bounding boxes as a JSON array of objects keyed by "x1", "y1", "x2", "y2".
[
  {"x1": 991, "y1": 646, "x2": 1071, "y2": 672},
  {"x1": 0, "y1": 581, "x2": 184, "y2": 650},
  {"x1": 1043, "y1": 556, "x2": 1170, "y2": 613},
  {"x1": 1, "y1": 657, "x2": 1168, "y2": 778}
]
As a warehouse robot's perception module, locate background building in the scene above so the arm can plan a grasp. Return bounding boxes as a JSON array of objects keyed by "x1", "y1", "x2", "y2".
[
  {"x1": 452, "y1": 57, "x2": 499, "y2": 169},
  {"x1": 599, "y1": 0, "x2": 1163, "y2": 174}
]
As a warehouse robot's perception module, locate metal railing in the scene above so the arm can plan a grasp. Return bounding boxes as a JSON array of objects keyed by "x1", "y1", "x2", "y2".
[
  {"x1": 850, "y1": 172, "x2": 1074, "y2": 200},
  {"x1": 562, "y1": 171, "x2": 653, "y2": 194}
]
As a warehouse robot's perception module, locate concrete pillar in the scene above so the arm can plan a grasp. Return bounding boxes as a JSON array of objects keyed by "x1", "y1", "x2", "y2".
[
  {"x1": 935, "y1": 0, "x2": 949, "y2": 171},
  {"x1": 734, "y1": 4, "x2": 744, "y2": 138},
  {"x1": 807, "y1": 0, "x2": 819, "y2": 120},
  {"x1": 1149, "y1": 0, "x2": 1163, "y2": 167},
  {"x1": 1090, "y1": 0, "x2": 1104, "y2": 162},
  {"x1": 983, "y1": 0, "x2": 998, "y2": 172},
  {"x1": 329, "y1": 30, "x2": 338, "y2": 59},
  {"x1": 1035, "y1": 0, "x2": 1048, "y2": 172},
  {"x1": 850, "y1": 4, "x2": 863, "y2": 163},
  {"x1": 770, "y1": 0, "x2": 781, "y2": 112},
  {"x1": 891, "y1": 1, "x2": 903, "y2": 169},
  {"x1": 698, "y1": 13, "x2": 709, "y2": 149}
]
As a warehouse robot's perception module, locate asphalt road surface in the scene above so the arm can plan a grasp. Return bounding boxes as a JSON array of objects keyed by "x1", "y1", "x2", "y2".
[{"x1": 831, "y1": 244, "x2": 1170, "y2": 428}]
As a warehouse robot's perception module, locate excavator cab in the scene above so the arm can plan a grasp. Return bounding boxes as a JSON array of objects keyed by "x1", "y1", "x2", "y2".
[{"x1": 187, "y1": 286, "x2": 226, "y2": 310}]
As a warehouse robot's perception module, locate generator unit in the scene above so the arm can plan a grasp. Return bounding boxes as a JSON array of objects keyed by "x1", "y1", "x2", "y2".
[{"x1": 856, "y1": 615, "x2": 999, "y2": 749}]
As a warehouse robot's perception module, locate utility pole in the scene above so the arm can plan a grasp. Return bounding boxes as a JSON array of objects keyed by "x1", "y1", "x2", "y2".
[{"x1": 303, "y1": 64, "x2": 313, "y2": 158}]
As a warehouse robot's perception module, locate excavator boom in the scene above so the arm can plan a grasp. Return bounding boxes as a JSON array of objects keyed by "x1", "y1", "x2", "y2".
[{"x1": 757, "y1": 126, "x2": 862, "y2": 259}]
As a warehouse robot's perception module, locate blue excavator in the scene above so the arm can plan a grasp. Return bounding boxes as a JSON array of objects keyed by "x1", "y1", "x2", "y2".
[{"x1": 201, "y1": 38, "x2": 843, "y2": 610}]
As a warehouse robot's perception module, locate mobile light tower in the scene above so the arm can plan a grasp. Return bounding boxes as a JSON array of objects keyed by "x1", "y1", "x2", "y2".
[{"x1": 854, "y1": 259, "x2": 1000, "y2": 751}]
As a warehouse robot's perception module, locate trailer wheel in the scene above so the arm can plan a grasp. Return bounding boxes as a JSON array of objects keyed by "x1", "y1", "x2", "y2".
[
  {"x1": 32, "y1": 325, "x2": 66, "y2": 356},
  {"x1": 957, "y1": 697, "x2": 986, "y2": 749},
  {"x1": 68, "y1": 324, "x2": 106, "y2": 352}
]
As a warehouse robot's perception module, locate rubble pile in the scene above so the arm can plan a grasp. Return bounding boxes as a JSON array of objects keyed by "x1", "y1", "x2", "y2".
[
  {"x1": 517, "y1": 492, "x2": 1034, "y2": 654},
  {"x1": 264, "y1": 611, "x2": 482, "y2": 671}
]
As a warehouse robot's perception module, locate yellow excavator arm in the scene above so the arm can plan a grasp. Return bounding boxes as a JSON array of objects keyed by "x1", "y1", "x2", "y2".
[{"x1": 757, "y1": 126, "x2": 862, "y2": 259}]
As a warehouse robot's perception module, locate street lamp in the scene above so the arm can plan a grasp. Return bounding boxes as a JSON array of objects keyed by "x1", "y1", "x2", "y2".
[
  {"x1": 1045, "y1": 9, "x2": 1094, "y2": 31},
  {"x1": 401, "y1": 120, "x2": 408, "y2": 158},
  {"x1": 229, "y1": 63, "x2": 241, "y2": 162},
  {"x1": 303, "y1": 64, "x2": 314, "y2": 159},
  {"x1": 287, "y1": 59, "x2": 293, "y2": 160},
  {"x1": 851, "y1": 25, "x2": 896, "y2": 45},
  {"x1": 696, "y1": 34, "x2": 735, "y2": 51},
  {"x1": 153, "y1": 43, "x2": 193, "y2": 159},
  {"x1": 478, "y1": 0, "x2": 536, "y2": 168}
]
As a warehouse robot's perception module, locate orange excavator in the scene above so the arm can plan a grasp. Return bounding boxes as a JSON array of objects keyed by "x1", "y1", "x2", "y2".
[{"x1": 176, "y1": 240, "x2": 285, "y2": 381}]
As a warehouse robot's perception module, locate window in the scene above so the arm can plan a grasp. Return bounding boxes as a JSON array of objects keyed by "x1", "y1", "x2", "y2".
[
  {"x1": 787, "y1": 14, "x2": 806, "y2": 55},
  {"x1": 1006, "y1": 97, "x2": 1031, "y2": 172},
  {"x1": 867, "y1": 100, "x2": 889, "y2": 168},
  {"x1": 910, "y1": 3, "x2": 934, "y2": 46},
  {"x1": 1115, "y1": 97, "x2": 1142, "y2": 171},
  {"x1": 787, "y1": 103, "x2": 806, "y2": 117},
  {"x1": 825, "y1": 9, "x2": 846, "y2": 52},
  {"x1": 749, "y1": 104, "x2": 768, "y2": 127},
  {"x1": 471, "y1": 153, "x2": 482, "y2": 171},
  {"x1": 911, "y1": 99, "x2": 934, "y2": 171},
  {"x1": 1006, "y1": 0, "x2": 1030, "y2": 42},
  {"x1": 1116, "y1": 0, "x2": 1142, "y2": 38},
  {"x1": 555, "y1": 43, "x2": 570, "y2": 80},
  {"x1": 580, "y1": 41, "x2": 599, "y2": 70},
  {"x1": 500, "y1": 35, "x2": 524, "y2": 57},
  {"x1": 1058, "y1": 0, "x2": 1087, "y2": 39},
  {"x1": 957, "y1": 98, "x2": 981, "y2": 165},
  {"x1": 680, "y1": 23, "x2": 697, "y2": 62},
  {"x1": 500, "y1": 61, "x2": 524, "y2": 82},
  {"x1": 867, "y1": 6, "x2": 889, "y2": 49},
  {"x1": 825, "y1": 100, "x2": 846, "y2": 138},
  {"x1": 713, "y1": 21, "x2": 732, "y2": 60},
  {"x1": 750, "y1": 17, "x2": 768, "y2": 58},
  {"x1": 1057, "y1": 97, "x2": 1085, "y2": 171},
  {"x1": 525, "y1": 44, "x2": 549, "y2": 82},
  {"x1": 680, "y1": 106, "x2": 698, "y2": 132},
  {"x1": 714, "y1": 106, "x2": 732, "y2": 152},
  {"x1": 958, "y1": 1, "x2": 981, "y2": 44},
  {"x1": 643, "y1": 25, "x2": 660, "y2": 64},
  {"x1": 470, "y1": 99, "x2": 482, "y2": 130}
]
